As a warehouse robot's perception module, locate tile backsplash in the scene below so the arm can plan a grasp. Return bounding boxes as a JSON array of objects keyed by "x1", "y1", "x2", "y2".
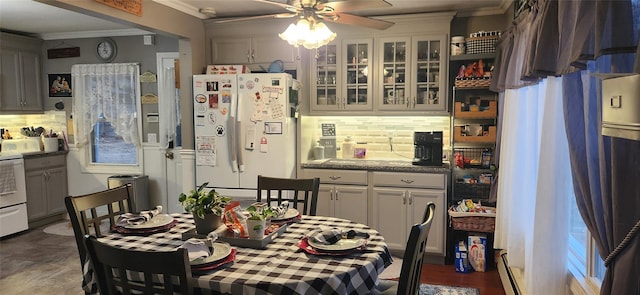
[
  {"x1": 301, "y1": 116, "x2": 451, "y2": 161},
  {"x1": 0, "y1": 111, "x2": 68, "y2": 139}
]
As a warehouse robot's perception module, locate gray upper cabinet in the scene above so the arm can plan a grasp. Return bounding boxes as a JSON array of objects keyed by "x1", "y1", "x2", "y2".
[
  {"x1": 0, "y1": 32, "x2": 43, "y2": 113},
  {"x1": 211, "y1": 36, "x2": 297, "y2": 71}
]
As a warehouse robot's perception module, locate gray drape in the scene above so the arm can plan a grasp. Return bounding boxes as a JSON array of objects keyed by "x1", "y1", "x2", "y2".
[{"x1": 491, "y1": 0, "x2": 640, "y2": 294}]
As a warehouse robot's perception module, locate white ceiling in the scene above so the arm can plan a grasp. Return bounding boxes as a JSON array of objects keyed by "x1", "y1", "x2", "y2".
[{"x1": 0, "y1": 0, "x2": 512, "y2": 40}]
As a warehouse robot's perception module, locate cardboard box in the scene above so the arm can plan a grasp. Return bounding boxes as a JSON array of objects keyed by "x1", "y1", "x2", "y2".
[
  {"x1": 468, "y1": 234, "x2": 487, "y2": 272},
  {"x1": 455, "y1": 240, "x2": 472, "y2": 273},
  {"x1": 205, "y1": 65, "x2": 251, "y2": 75}
]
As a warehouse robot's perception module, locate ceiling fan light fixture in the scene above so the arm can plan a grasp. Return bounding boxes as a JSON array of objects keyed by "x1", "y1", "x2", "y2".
[{"x1": 279, "y1": 17, "x2": 336, "y2": 49}]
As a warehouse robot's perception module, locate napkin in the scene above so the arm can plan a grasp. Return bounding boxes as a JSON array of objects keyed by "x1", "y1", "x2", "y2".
[
  {"x1": 310, "y1": 227, "x2": 371, "y2": 245},
  {"x1": 271, "y1": 201, "x2": 289, "y2": 218},
  {"x1": 179, "y1": 238, "x2": 211, "y2": 261},
  {"x1": 116, "y1": 205, "x2": 162, "y2": 226}
]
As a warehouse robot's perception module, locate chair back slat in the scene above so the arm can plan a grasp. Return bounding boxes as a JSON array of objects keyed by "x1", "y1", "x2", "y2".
[
  {"x1": 65, "y1": 185, "x2": 133, "y2": 270},
  {"x1": 84, "y1": 235, "x2": 193, "y2": 295},
  {"x1": 256, "y1": 175, "x2": 320, "y2": 216}
]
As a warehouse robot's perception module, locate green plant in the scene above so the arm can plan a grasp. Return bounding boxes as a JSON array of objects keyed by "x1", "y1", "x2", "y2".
[
  {"x1": 246, "y1": 205, "x2": 276, "y2": 221},
  {"x1": 178, "y1": 182, "x2": 231, "y2": 218}
]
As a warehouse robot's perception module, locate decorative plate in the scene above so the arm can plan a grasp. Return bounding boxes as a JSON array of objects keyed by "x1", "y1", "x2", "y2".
[
  {"x1": 190, "y1": 242, "x2": 232, "y2": 266},
  {"x1": 124, "y1": 214, "x2": 174, "y2": 229},
  {"x1": 307, "y1": 232, "x2": 367, "y2": 251},
  {"x1": 270, "y1": 208, "x2": 299, "y2": 221}
]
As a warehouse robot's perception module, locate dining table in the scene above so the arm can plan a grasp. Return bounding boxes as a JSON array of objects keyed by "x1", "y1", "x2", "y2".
[{"x1": 83, "y1": 212, "x2": 393, "y2": 295}]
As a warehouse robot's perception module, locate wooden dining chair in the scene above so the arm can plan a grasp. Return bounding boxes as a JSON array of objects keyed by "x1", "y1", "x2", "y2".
[
  {"x1": 65, "y1": 184, "x2": 133, "y2": 270},
  {"x1": 84, "y1": 235, "x2": 193, "y2": 295},
  {"x1": 256, "y1": 175, "x2": 320, "y2": 216},
  {"x1": 373, "y1": 202, "x2": 436, "y2": 295}
]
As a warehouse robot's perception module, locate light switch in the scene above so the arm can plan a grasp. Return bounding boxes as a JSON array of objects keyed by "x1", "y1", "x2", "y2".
[{"x1": 610, "y1": 95, "x2": 621, "y2": 108}]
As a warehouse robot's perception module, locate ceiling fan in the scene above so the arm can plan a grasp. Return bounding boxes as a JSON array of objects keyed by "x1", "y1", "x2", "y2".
[{"x1": 215, "y1": 0, "x2": 395, "y2": 30}]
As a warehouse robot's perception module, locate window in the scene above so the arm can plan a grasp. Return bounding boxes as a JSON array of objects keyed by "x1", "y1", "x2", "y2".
[
  {"x1": 71, "y1": 63, "x2": 142, "y2": 173},
  {"x1": 568, "y1": 196, "x2": 604, "y2": 294},
  {"x1": 91, "y1": 117, "x2": 137, "y2": 165}
]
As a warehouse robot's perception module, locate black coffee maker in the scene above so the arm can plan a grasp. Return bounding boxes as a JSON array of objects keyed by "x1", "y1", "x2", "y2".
[{"x1": 412, "y1": 131, "x2": 443, "y2": 166}]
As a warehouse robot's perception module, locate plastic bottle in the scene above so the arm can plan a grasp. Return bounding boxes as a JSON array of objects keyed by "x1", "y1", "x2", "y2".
[
  {"x1": 341, "y1": 136, "x2": 354, "y2": 159},
  {"x1": 313, "y1": 141, "x2": 325, "y2": 160}
]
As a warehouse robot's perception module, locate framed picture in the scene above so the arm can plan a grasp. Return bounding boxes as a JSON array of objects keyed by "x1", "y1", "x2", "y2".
[{"x1": 48, "y1": 74, "x2": 72, "y2": 97}]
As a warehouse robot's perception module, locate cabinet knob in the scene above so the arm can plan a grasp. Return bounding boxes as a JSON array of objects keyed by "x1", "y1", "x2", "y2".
[
  {"x1": 401, "y1": 179, "x2": 414, "y2": 184},
  {"x1": 402, "y1": 192, "x2": 406, "y2": 204},
  {"x1": 408, "y1": 192, "x2": 413, "y2": 205},
  {"x1": 329, "y1": 176, "x2": 341, "y2": 180}
]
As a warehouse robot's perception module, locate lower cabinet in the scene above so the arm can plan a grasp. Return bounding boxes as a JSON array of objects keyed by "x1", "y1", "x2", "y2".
[
  {"x1": 303, "y1": 169, "x2": 368, "y2": 225},
  {"x1": 371, "y1": 172, "x2": 447, "y2": 255},
  {"x1": 25, "y1": 154, "x2": 68, "y2": 225}
]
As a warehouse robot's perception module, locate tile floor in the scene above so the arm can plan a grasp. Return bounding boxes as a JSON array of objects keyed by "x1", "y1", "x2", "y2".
[{"x1": 0, "y1": 223, "x2": 85, "y2": 294}]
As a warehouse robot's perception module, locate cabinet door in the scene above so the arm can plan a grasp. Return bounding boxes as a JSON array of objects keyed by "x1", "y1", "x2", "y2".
[
  {"x1": 411, "y1": 35, "x2": 446, "y2": 111},
  {"x1": 342, "y1": 39, "x2": 373, "y2": 111},
  {"x1": 0, "y1": 49, "x2": 22, "y2": 110},
  {"x1": 371, "y1": 187, "x2": 407, "y2": 250},
  {"x1": 316, "y1": 184, "x2": 334, "y2": 217},
  {"x1": 46, "y1": 167, "x2": 68, "y2": 215},
  {"x1": 378, "y1": 37, "x2": 411, "y2": 111},
  {"x1": 408, "y1": 189, "x2": 446, "y2": 255},
  {"x1": 212, "y1": 38, "x2": 252, "y2": 64},
  {"x1": 311, "y1": 42, "x2": 341, "y2": 111},
  {"x1": 25, "y1": 170, "x2": 47, "y2": 220},
  {"x1": 333, "y1": 185, "x2": 368, "y2": 225},
  {"x1": 251, "y1": 37, "x2": 296, "y2": 64},
  {"x1": 18, "y1": 50, "x2": 42, "y2": 111}
]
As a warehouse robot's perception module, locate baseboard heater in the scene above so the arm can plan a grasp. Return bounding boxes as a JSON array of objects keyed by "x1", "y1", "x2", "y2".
[{"x1": 497, "y1": 250, "x2": 523, "y2": 295}]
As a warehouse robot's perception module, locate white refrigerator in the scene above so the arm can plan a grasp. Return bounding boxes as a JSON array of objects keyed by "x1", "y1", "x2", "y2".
[{"x1": 193, "y1": 73, "x2": 298, "y2": 202}]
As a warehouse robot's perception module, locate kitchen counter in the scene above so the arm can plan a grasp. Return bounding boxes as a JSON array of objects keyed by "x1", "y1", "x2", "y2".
[
  {"x1": 21, "y1": 150, "x2": 68, "y2": 159},
  {"x1": 301, "y1": 158, "x2": 450, "y2": 173}
]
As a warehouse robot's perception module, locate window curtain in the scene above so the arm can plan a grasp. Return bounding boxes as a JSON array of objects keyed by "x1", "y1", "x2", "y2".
[
  {"x1": 158, "y1": 63, "x2": 179, "y2": 149},
  {"x1": 563, "y1": 55, "x2": 640, "y2": 295},
  {"x1": 491, "y1": 0, "x2": 639, "y2": 294},
  {"x1": 71, "y1": 63, "x2": 141, "y2": 147},
  {"x1": 494, "y1": 77, "x2": 570, "y2": 295}
]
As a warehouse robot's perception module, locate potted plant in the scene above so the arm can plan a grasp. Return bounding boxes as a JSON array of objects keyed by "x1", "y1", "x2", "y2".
[
  {"x1": 245, "y1": 204, "x2": 276, "y2": 239},
  {"x1": 179, "y1": 182, "x2": 231, "y2": 234}
]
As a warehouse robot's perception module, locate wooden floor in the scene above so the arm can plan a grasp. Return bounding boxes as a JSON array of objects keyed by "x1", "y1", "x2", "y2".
[{"x1": 421, "y1": 263, "x2": 506, "y2": 295}]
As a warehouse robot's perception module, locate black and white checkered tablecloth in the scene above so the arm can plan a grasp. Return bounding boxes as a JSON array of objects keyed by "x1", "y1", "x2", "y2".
[{"x1": 83, "y1": 213, "x2": 393, "y2": 295}]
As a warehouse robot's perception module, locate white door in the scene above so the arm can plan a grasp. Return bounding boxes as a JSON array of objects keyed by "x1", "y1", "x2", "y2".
[
  {"x1": 333, "y1": 185, "x2": 368, "y2": 225},
  {"x1": 371, "y1": 187, "x2": 406, "y2": 250},
  {"x1": 157, "y1": 52, "x2": 183, "y2": 213},
  {"x1": 316, "y1": 184, "x2": 333, "y2": 217},
  {"x1": 409, "y1": 189, "x2": 446, "y2": 255}
]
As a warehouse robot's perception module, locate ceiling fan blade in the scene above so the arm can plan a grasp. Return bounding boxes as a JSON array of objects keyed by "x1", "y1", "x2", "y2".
[
  {"x1": 254, "y1": 0, "x2": 302, "y2": 13},
  {"x1": 321, "y1": 0, "x2": 391, "y2": 12},
  {"x1": 214, "y1": 13, "x2": 296, "y2": 24},
  {"x1": 323, "y1": 13, "x2": 394, "y2": 30}
]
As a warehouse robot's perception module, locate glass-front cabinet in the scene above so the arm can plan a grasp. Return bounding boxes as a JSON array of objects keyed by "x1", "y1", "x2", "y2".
[
  {"x1": 377, "y1": 35, "x2": 447, "y2": 112},
  {"x1": 311, "y1": 39, "x2": 373, "y2": 112}
]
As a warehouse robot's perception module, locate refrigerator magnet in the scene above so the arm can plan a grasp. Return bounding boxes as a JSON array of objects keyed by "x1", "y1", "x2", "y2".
[
  {"x1": 264, "y1": 122, "x2": 283, "y2": 134},
  {"x1": 208, "y1": 113, "x2": 216, "y2": 125},
  {"x1": 260, "y1": 137, "x2": 268, "y2": 153},
  {"x1": 195, "y1": 94, "x2": 206, "y2": 103}
]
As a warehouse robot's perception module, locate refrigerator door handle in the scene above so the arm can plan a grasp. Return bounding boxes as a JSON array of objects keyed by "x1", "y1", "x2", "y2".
[
  {"x1": 229, "y1": 115, "x2": 238, "y2": 172},
  {"x1": 235, "y1": 93, "x2": 245, "y2": 172}
]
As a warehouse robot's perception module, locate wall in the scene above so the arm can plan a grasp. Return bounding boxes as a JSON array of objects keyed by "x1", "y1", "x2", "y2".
[
  {"x1": 41, "y1": 34, "x2": 179, "y2": 144},
  {"x1": 301, "y1": 116, "x2": 451, "y2": 162},
  {"x1": 0, "y1": 111, "x2": 67, "y2": 142},
  {"x1": 40, "y1": 35, "x2": 178, "y2": 198}
]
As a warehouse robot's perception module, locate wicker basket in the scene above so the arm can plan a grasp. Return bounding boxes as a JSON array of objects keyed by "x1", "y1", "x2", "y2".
[
  {"x1": 466, "y1": 35, "x2": 499, "y2": 54},
  {"x1": 455, "y1": 78, "x2": 491, "y2": 88},
  {"x1": 449, "y1": 208, "x2": 496, "y2": 233}
]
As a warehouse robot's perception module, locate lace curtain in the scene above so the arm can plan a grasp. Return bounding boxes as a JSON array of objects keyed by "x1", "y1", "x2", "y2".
[
  {"x1": 71, "y1": 63, "x2": 141, "y2": 147},
  {"x1": 158, "y1": 62, "x2": 179, "y2": 149}
]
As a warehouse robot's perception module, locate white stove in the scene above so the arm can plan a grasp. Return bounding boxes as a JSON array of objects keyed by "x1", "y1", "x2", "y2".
[{"x1": 0, "y1": 152, "x2": 28, "y2": 237}]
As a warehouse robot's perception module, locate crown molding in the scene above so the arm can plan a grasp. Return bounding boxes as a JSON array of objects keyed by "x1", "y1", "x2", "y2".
[
  {"x1": 152, "y1": 0, "x2": 211, "y2": 19},
  {"x1": 38, "y1": 28, "x2": 154, "y2": 40}
]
